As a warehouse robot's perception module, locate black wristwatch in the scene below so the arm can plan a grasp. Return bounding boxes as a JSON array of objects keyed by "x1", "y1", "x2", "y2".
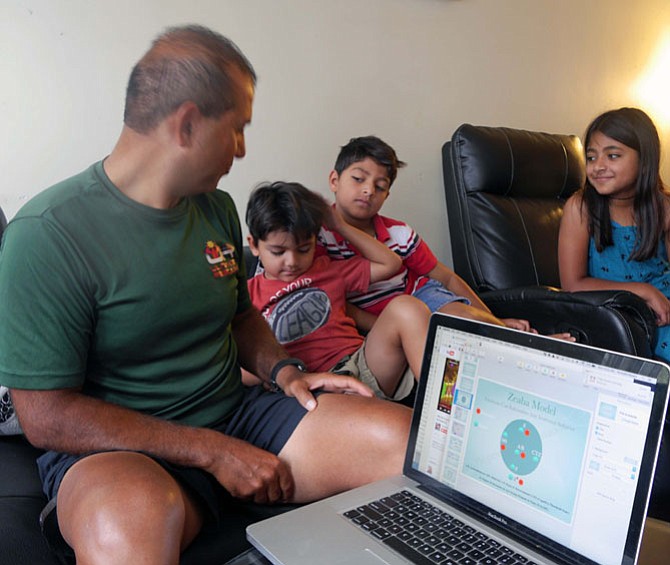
[{"x1": 269, "y1": 358, "x2": 307, "y2": 392}]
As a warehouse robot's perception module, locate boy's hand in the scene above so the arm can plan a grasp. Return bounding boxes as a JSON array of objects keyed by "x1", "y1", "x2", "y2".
[
  {"x1": 501, "y1": 318, "x2": 536, "y2": 333},
  {"x1": 322, "y1": 205, "x2": 346, "y2": 232},
  {"x1": 549, "y1": 332, "x2": 577, "y2": 342},
  {"x1": 501, "y1": 318, "x2": 576, "y2": 342},
  {"x1": 275, "y1": 366, "x2": 374, "y2": 411}
]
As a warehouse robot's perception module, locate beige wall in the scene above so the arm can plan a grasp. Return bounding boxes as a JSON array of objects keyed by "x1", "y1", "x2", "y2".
[{"x1": 2, "y1": 0, "x2": 669, "y2": 265}]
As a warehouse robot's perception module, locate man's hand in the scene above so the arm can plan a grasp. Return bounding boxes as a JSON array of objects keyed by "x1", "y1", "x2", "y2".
[
  {"x1": 276, "y1": 366, "x2": 374, "y2": 411},
  {"x1": 11, "y1": 388, "x2": 295, "y2": 504},
  {"x1": 207, "y1": 434, "x2": 295, "y2": 504}
]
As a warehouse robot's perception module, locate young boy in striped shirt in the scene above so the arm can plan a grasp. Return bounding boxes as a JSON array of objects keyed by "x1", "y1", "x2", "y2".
[{"x1": 317, "y1": 135, "x2": 536, "y2": 334}]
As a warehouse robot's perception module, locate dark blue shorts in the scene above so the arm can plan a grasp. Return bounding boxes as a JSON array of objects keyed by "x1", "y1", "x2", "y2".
[{"x1": 37, "y1": 385, "x2": 310, "y2": 527}]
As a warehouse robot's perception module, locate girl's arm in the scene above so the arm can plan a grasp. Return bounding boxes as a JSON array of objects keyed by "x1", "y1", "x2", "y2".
[
  {"x1": 560, "y1": 193, "x2": 645, "y2": 292},
  {"x1": 559, "y1": 194, "x2": 670, "y2": 325},
  {"x1": 324, "y1": 208, "x2": 402, "y2": 283},
  {"x1": 558, "y1": 194, "x2": 594, "y2": 291}
]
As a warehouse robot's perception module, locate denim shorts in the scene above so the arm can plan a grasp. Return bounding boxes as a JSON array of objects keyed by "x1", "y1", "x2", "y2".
[
  {"x1": 412, "y1": 278, "x2": 470, "y2": 312},
  {"x1": 37, "y1": 385, "x2": 310, "y2": 527}
]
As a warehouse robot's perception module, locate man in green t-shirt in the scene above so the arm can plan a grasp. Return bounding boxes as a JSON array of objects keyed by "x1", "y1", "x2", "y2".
[{"x1": 0, "y1": 25, "x2": 411, "y2": 563}]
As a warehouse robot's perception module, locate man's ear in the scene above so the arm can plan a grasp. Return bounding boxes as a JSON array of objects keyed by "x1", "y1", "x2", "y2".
[
  {"x1": 174, "y1": 101, "x2": 200, "y2": 147},
  {"x1": 247, "y1": 235, "x2": 261, "y2": 256},
  {"x1": 328, "y1": 169, "x2": 340, "y2": 193}
]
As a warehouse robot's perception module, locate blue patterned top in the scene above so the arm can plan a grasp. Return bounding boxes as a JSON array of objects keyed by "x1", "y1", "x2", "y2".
[{"x1": 588, "y1": 221, "x2": 670, "y2": 360}]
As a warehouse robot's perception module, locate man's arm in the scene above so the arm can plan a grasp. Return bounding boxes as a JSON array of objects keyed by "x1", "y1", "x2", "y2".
[
  {"x1": 232, "y1": 306, "x2": 375, "y2": 411},
  {"x1": 10, "y1": 387, "x2": 294, "y2": 503}
]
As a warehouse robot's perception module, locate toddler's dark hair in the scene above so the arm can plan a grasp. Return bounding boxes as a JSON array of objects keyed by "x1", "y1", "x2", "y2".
[
  {"x1": 246, "y1": 181, "x2": 330, "y2": 244},
  {"x1": 334, "y1": 136, "x2": 406, "y2": 186}
]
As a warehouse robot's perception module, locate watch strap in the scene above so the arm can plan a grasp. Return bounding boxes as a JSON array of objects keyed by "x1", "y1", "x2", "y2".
[{"x1": 269, "y1": 357, "x2": 306, "y2": 392}]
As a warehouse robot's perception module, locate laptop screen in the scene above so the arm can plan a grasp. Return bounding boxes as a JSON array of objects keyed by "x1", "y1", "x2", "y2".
[{"x1": 406, "y1": 314, "x2": 669, "y2": 565}]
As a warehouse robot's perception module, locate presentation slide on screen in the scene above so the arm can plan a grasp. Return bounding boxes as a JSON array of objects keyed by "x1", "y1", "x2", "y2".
[{"x1": 461, "y1": 378, "x2": 591, "y2": 523}]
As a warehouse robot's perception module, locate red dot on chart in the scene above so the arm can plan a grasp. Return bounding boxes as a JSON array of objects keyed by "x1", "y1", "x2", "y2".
[
  {"x1": 520, "y1": 452, "x2": 526, "y2": 459},
  {"x1": 524, "y1": 429, "x2": 530, "y2": 436},
  {"x1": 519, "y1": 479, "x2": 524, "y2": 486},
  {"x1": 476, "y1": 408, "x2": 481, "y2": 414},
  {"x1": 501, "y1": 445, "x2": 506, "y2": 450}
]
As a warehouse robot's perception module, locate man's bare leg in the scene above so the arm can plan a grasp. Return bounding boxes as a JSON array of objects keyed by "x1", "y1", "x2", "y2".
[
  {"x1": 56, "y1": 451, "x2": 203, "y2": 565},
  {"x1": 279, "y1": 393, "x2": 411, "y2": 502}
]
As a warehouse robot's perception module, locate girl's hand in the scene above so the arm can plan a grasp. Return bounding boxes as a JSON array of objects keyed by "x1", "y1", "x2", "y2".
[{"x1": 637, "y1": 283, "x2": 670, "y2": 326}]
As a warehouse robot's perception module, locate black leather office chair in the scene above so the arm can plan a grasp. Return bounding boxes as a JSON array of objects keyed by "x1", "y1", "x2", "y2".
[{"x1": 442, "y1": 124, "x2": 657, "y2": 356}]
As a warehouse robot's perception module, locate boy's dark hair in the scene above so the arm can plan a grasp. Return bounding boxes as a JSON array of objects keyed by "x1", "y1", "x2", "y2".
[
  {"x1": 334, "y1": 136, "x2": 406, "y2": 186},
  {"x1": 124, "y1": 24, "x2": 257, "y2": 134},
  {"x1": 246, "y1": 182, "x2": 330, "y2": 244},
  {"x1": 582, "y1": 107, "x2": 665, "y2": 260}
]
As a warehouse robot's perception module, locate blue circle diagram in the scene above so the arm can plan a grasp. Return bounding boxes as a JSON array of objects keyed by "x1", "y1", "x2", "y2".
[{"x1": 500, "y1": 419, "x2": 542, "y2": 475}]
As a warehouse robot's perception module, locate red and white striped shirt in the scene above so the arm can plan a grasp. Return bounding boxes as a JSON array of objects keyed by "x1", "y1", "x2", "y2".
[{"x1": 317, "y1": 214, "x2": 438, "y2": 315}]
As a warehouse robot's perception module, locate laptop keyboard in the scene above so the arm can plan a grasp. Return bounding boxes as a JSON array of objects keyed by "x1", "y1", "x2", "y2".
[{"x1": 343, "y1": 490, "x2": 537, "y2": 565}]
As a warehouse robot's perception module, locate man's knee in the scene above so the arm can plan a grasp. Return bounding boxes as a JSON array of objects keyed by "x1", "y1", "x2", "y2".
[{"x1": 57, "y1": 451, "x2": 201, "y2": 560}]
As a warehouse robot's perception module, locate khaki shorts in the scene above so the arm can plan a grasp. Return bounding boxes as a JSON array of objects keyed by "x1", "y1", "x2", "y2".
[{"x1": 330, "y1": 341, "x2": 415, "y2": 401}]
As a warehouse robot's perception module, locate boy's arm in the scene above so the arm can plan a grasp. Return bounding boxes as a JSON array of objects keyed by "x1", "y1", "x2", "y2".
[
  {"x1": 326, "y1": 208, "x2": 402, "y2": 283},
  {"x1": 428, "y1": 262, "x2": 537, "y2": 332},
  {"x1": 346, "y1": 302, "x2": 378, "y2": 334}
]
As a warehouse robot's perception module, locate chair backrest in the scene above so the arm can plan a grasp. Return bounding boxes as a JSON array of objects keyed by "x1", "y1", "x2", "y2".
[{"x1": 442, "y1": 124, "x2": 585, "y2": 293}]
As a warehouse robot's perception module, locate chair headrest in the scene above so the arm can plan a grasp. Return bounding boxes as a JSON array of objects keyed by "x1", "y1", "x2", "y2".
[{"x1": 450, "y1": 124, "x2": 585, "y2": 199}]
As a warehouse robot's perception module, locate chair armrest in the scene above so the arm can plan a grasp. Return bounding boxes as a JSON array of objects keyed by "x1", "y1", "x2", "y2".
[{"x1": 480, "y1": 286, "x2": 656, "y2": 358}]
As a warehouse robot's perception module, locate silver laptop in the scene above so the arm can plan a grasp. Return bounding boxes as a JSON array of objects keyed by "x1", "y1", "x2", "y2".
[{"x1": 248, "y1": 314, "x2": 669, "y2": 565}]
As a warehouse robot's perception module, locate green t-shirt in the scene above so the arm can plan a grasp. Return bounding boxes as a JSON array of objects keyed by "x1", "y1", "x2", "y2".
[{"x1": 0, "y1": 161, "x2": 251, "y2": 428}]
